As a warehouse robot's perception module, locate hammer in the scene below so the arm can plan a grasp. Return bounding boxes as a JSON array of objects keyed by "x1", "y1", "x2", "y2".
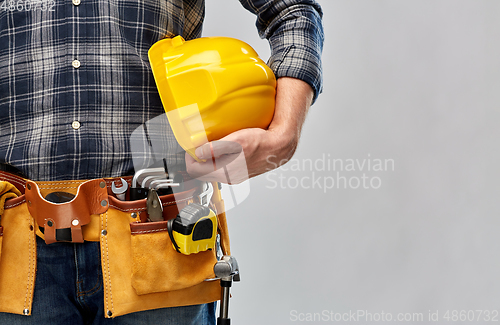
[{"x1": 214, "y1": 255, "x2": 240, "y2": 325}]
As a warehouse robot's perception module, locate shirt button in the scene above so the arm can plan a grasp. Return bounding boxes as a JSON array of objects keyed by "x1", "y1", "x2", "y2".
[
  {"x1": 72, "y1": 60, "x2": 81, "y2": 69},
  {"x1": 72, "y1": 0, "x2": 81, "y2": 5},
  {"x1": 72, "y1": 121, "x2": 81, "y2": 130}
]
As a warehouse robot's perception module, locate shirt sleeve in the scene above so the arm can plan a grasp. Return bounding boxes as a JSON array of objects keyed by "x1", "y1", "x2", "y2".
[{"x1": 238, "y1": 0, "x2": 324, "y2": 103}]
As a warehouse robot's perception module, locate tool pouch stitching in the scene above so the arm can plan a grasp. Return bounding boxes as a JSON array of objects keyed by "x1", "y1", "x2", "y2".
[
  {"x1": 100, "y1": 210, "x2": 114, "y2": 316},
  {"x1": 25, "y1": 220, "x2": 36, "y2": 314},
  {"x1": 0, "y1": 226, "x2": 3, "y2": 264}
]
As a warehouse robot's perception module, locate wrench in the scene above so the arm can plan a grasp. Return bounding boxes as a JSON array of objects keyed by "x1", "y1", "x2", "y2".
[{"x1": 111, "y1": 178, "x2": 128, "y2": 200}]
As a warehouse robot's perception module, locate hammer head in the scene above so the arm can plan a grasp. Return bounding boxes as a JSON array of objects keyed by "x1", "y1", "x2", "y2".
[{"x1": 214, "y1": 255, "x2": 240, "y2": 281}]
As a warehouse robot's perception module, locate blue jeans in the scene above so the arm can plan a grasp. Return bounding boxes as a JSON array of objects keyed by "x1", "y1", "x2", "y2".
[{"x1": 0, "y1": 236, "x2": 216, "y2": 325}]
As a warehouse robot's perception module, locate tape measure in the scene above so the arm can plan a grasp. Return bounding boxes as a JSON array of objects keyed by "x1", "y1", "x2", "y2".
[{"x1": 167, "y1": 203, "x2": 217, "y2": 255}]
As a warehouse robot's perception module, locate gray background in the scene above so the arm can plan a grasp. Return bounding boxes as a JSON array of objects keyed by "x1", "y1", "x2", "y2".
[{"x1": 203, "y1": 1, "x2": 500, "y2": 324}]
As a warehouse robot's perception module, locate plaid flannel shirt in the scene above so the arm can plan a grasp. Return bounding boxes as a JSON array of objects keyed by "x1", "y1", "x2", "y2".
[{"x1": 0, "y1": 0, "x2": 324, "y2": 181}]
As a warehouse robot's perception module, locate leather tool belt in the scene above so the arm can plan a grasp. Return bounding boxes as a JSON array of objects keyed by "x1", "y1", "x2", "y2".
[{"x1": 0, "y1": 171, "x2": 231, "y2": 318}]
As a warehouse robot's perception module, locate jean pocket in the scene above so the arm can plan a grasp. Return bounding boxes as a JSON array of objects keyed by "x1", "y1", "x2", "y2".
[{"x1": 129, "y1": 221, "x2": 217, "y2": 295}]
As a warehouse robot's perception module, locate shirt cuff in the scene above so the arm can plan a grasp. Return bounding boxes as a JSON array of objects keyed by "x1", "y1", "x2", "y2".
[{"x1": 265, "y1": 5, "x2": 324, "y2": 104}]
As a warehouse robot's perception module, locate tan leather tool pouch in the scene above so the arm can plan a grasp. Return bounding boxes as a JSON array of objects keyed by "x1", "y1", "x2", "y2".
[
  {"x1": 100, "y1": 183, "x2": 229, "y2": 318},
  {"x1": 0, "y1": 176, "x2": 231, "y2": 318},
  {"x1": 0, "y1": 196, "x2": 37, "y2": 316},
  {"x1": 129, "y1": 220, "x2": 217, "y2": 295}
]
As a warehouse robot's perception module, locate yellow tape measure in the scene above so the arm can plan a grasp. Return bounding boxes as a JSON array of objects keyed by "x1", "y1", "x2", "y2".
[{"x1": 167, "y1": 203, "x2": 217, "y2": 255}]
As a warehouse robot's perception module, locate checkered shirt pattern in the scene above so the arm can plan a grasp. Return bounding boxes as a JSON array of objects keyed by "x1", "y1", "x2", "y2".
[{"x1": 0, "y1": 0, "x2": 323, "y2": 180}]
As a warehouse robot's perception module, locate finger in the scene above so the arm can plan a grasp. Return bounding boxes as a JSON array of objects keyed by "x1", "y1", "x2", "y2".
[
  {"x1": 187, "y1": 152, "x2": 240, "y2": 176},
  {"x1": 186, "y1": 157, "x2": 231, "y2": 182},
  {"x1": 186, "y1": 157, "x2": 217, "y2": 177},
  {"x1": 186, "y1": 151, "x2": 249, "y2": 184},
  {"x1": 195, "y1": 140, "x2": 242, "y2": 159}
]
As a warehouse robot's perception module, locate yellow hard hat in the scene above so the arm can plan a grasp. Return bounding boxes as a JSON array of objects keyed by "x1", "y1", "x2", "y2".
[{"x1": 148, "y1": 36, "x2": 276, "y2": 161}]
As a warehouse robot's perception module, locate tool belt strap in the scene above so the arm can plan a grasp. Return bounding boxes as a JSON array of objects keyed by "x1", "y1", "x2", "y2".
[{"x1": 0, "y1": 171, "x2": 205, "y2": 244}]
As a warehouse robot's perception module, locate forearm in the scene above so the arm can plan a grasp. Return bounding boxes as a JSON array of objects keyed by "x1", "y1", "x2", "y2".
[{"x1": 268, "y1": 77, "x2": 314, "y2": 163}]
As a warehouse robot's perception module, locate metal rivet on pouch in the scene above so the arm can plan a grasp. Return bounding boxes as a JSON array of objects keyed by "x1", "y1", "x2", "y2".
[
  {"x1": 131, "y1": 212, "x2": 137, "y2": 219},
  {"x1": 72, "y1": 219, "x2": 79, "y2": 226},
  {"x1": 47, "y1": 220, "x2": 53, "y2": 227},
  {"x1": 28, "y1": 201, "x2": 32, "y2": 206},
  {"x1": 101, "y1": 200, "x2": 108, "y2": 207},
  {"x1": 101, "y1": 230, "x2": 107, "y2": 236},
  {"x1": 100, "y1": 181, "x2": 106, "y2": 188},
  {"x1": 23, "y1": 309, "x2": 29, "y2": 315},
  {"x1": 107, "y1": 310, "x2": 113, "y2": 317},
  {"x1": 27, "y1": 183, "x2": 31, "y2": 190}
]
